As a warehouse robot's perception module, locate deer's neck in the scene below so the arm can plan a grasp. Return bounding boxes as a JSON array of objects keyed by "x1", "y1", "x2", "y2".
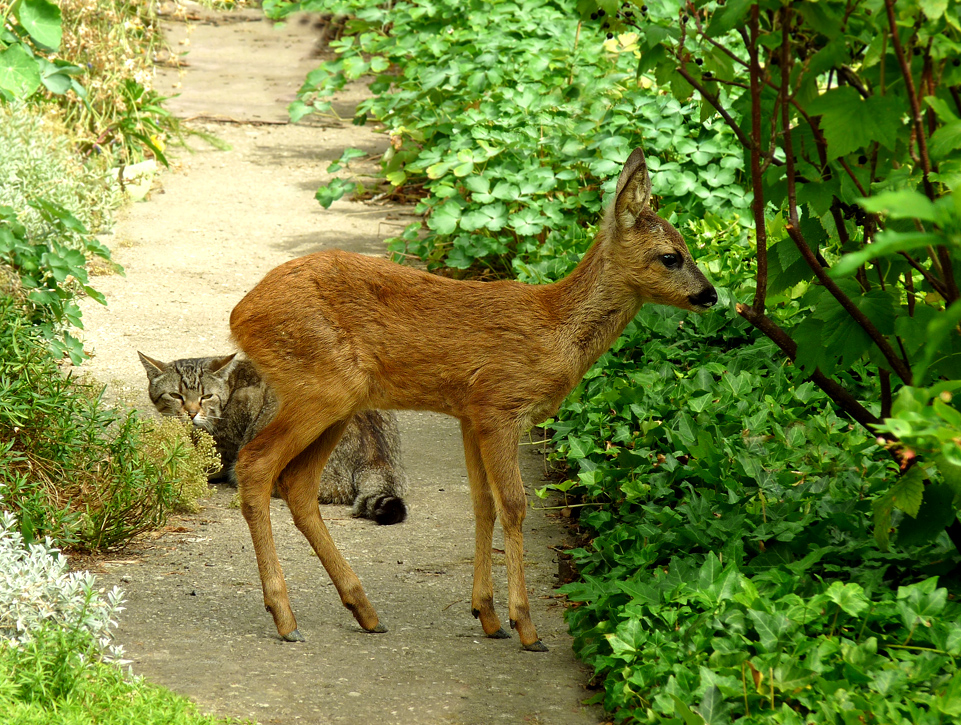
[{"x1": 547, "y1": 233, "x2": 642, "y2": 376}]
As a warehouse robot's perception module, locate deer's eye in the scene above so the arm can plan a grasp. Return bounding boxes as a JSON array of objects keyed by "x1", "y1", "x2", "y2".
[{"x1": 660, "y1": 253, "x2": 681, "y2": 269}]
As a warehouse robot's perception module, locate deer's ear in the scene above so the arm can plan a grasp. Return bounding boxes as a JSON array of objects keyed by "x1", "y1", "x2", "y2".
[
  {"x1": 614, "y1": 147, "x2": 652, "y2": 229},
  {"x1": 138, "y1": 351, "x2": 167, "y2": 380}
]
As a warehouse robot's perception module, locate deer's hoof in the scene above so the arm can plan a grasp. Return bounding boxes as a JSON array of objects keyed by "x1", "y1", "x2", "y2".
[
  {"x1": 522, "y1": 640, "x2": 549, "y2": 653},
  {"x1": 487, "y1": 627, "x2": 511, "y2": 639},
  {"x1": 281, "y1": 629, "x2": 305, "y2": 642},
  {"x1": 365, "y1": 623, "x2": 388, "y2": 633}
]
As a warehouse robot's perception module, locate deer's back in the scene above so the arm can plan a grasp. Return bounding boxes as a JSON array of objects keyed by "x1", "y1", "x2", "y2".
[{"x1": 230, "y1": 250, "x2": 580, "y2": 422}]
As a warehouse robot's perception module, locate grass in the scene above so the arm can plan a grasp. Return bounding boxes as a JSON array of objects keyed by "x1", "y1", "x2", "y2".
[{"x1": 0, "y1": 625, "x2": 250, "y2": 725}]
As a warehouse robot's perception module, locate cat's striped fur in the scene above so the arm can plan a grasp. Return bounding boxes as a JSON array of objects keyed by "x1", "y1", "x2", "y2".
[{"x1": 138, "y1": 352, "x2": 407, "y2": 525}]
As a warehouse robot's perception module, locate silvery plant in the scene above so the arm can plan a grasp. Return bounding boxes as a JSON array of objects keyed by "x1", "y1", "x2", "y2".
[{"x1": 0, "y1": 511, "x2": 126, "y2": 662}]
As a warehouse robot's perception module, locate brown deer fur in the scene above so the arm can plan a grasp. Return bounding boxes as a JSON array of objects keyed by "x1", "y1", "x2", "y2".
[{"x1": 229, "y1": 148, "x2": 717, "y2": 651}]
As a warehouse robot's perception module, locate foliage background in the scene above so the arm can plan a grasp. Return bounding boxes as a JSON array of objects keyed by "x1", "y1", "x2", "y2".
[{"x1": 272, "y1": 0, "x2": 961, "y2": 721}]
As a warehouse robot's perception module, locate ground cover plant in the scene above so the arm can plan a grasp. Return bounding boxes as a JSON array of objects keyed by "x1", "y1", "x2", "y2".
[
  {"x1": 267, "y1": 0, "x2": 751, "y2": 275},
  {"x1": 274, "y1": 0, "x2": 961, "y2": 721}
]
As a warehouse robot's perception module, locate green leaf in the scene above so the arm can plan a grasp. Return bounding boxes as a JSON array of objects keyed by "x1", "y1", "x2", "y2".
[
  {"x1": 919, "y1": 0, "x2": 949, "y2": 20},
  {"x1": 314, "y1": 178, "x2": 354, "y2": 209},
  {"x1": 897, "y1": 483, "x2": 957, "y2": 546},
  {"x1": 824, "y1": 581, "x2": 870, "y2": 616},
  {"x1": 428, "y1": 201, "x2": 462, "y2": 235},
  {"x1": 914, "y1": 299, "x2": 961, "y2": 383},
  {"x1": 748, "y1": 610, "x2": 792, "y2": 653},
  {"x1": 889, "y1": 466, "x2": 925, "y2": 518},
  {"x1": 695, "y1": 685, "x2": 730, "y2": 725},
  {"x1": 0, "y1": 44, "x2": 42, "y2": 98},
  {"x1": 672, "y1": 695, "x2": 707, "y2": 725},
  {"x1": 897, "y1": 577, "x2": 948, "y2": 629},
  {"x1": 806, "y1": 88, "x2": 904, "y2": 159},
  {"x1": 288, "y1": 100, "x2": 314, "y2": 123},
  {"x1": 929, "y1": 120, "x2": 961, "y2": 160},
  {"x1": 17, "y1": 0, "x2": 62, "y2": 51},
  {"x1": 859, "y1": 190, "x2": 939, "y2": 222},
  {"x1": 830, "y1": 230, "x2": 943, "y2": 278},
  {"x1": 705, "y1": 0, "x2": 752, "y2": 37}
]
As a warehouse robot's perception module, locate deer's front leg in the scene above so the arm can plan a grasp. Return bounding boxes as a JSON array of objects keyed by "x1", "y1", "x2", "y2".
[
  {"x1": 461, "y1": 421, "x2": 509, "y2": 639},
  {"x1": 236, "y1": 435, "x2": 302, "y2": 641},
  {"x1": 281, "y1": 422, "x2": 384, "y2": 634},
  {"x1": 475, "y1": 424, "x2": 548, "y2": 652}
]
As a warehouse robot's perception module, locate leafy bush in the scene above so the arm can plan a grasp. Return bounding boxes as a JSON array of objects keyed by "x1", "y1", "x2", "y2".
[
  {"x1": 0, "y1": 639, "x2": 250, "y2": 725},
  {"x1": 580, "y1": 0, "x2": 961, "y2": 545},
  {"x1": 1, "y1": 0, "x2": 174, "y2": 165},
  {"x1": 268, "y1": 0, "x2": 750, "y2": 274},
  {"x1": 0, "y1": 512, "x2": 245, "y2": 724},
  {"x1": 0, "y1": 295, "x2": 220, "y2": 550}
]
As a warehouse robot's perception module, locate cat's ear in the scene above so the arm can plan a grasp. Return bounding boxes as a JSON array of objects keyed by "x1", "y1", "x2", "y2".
[
  {"x1": 138, "y1": 351, "x2": 168, "y2": 380},
  {"x1": 207, "y1": 353, "x2": 238, "y2": 377}
]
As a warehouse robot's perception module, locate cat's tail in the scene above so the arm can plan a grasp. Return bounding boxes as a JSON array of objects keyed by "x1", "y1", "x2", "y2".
[{"x1": 352, "y1": 492, "x2": 408, "y2": 525}]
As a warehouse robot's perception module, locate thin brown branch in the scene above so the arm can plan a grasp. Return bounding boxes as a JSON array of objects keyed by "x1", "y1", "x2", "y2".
[
  {"x1": 675, "y1": 65, "x2": 753, "y2": 150},
  {"x1": 785, "y1": 221, "x2": 913, "y2": 383},
  {"x1": 736, "y1": 303, "x2": 881, "y2": 431},
  {"x1": 838, "y1": 157, "x2": 868, "y2": 198},
  {"x1": 883, "y1": 0, "x2": 934, "y2": 199},
  {"x1": 880, "y1": 369, "x2": 893, "y2": 419},
  {"x1": 748, "y1": 4, "x2": 767, "y2": 311},
  {"x1": 781, "y1": 6, "x2": 797, "y2": 228}
]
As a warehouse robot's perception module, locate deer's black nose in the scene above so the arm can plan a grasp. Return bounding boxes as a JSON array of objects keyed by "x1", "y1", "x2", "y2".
[{"x1": 689, "y1": 287, "x2": 718, "y2": 309}]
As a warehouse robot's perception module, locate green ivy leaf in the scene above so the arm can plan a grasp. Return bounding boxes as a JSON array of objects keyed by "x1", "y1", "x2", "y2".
[
  {"x1": 824, "y1": 581, "x2": 870, "y2": 616},
  {"x1": 695, "y1": 684, "x2": 730, "y2": 725},
  {"x1": 748, "y1": 609, "x2": 792, "y2": 653},
  {"x1": 929, "y1": 120, "x2": 961, "y2": 160}
]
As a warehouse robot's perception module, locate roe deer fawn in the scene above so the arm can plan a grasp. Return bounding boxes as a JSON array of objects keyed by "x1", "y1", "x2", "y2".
[{"x1": 229, "y1": 147, "x2": 717, "y2": 651}]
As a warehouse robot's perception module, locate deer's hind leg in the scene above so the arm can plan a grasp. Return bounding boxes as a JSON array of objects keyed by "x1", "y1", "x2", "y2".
[
  {"x1": 278, "y1": 419, "x2": 384, "y2": 635},
  {"x1": 461, "y1": 421, "x2": 509, "y2": 640},
  {"x1": 474, "y1": 422, "x2": 547, "y2": 652}
]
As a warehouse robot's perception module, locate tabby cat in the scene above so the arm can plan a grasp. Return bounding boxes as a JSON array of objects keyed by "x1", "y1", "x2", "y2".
[{"x1": 138, "y1": 352, "x2": 408, "y2": 525}]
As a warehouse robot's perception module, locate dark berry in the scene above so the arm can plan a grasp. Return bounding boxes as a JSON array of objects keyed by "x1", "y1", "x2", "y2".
[
  {"x1": 865, "y1": 8, "x2": 871, "y2": 14},
  {"x1": 703, "y1": 71, "x2": 713, "y2": 79},
  {"x1": 590, "y1": 12, "x2": 597, "y2": 19},
  {"x1": 607, "y1": 32, "x2": 614, "y2": 38},
  {"x1": 858, "y1": 155, "x2": 867, "y2": 164},
  {"x1": 695, "y1": 58, "x2": 703, "y2": 65},
  {"x1": 641, "y1": 4, "x2": 648, "y2": 11},
  {"x1": 597, "y1": 8, "x2": 605, "y2": 16},
  {"x1": 954, "y1": 59, "x2": 961, "y2": 67}
]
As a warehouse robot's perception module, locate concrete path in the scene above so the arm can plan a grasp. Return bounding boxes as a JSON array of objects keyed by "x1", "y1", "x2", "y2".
[{"x1": 77, "y1": 4, "x2": 601, "y2": 724}]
